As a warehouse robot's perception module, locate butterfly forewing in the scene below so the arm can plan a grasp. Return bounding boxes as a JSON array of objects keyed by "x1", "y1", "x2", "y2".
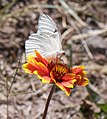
[{"x1": 37, "y1": 13, "x2": 57, "y2": 34}]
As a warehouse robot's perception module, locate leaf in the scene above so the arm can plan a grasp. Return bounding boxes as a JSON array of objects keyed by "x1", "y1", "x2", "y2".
[
  {"x1": 97, "y1": 104, "x2": 107, "y2": 113},
  {"x1": 94, "y1": 112, "x2": 100, "y2": 118},
  {"x1": 87, "y1": 85, "x2": 100, "y2": 102},
  {"x1": 104, "y1": 116, "x2": 107, "y2": 119}
]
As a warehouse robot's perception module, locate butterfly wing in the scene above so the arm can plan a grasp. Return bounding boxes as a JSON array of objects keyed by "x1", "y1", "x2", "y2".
[
  {"x1": 25, "y1": 13, "x2": 63, "y2": 58},
  {"x1": 37, "y1": 13, "x2": 58, "y2": 34}
]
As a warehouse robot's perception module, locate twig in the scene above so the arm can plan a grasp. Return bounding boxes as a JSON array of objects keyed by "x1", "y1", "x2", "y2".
[
  {"x1": 71, "y1": 28, "x2": 107, "y2": 40},
  {"x1": 42, "y1": 84, "x2": 55, "y2": 119},
  {"x1": 0, "y1": 4, "x2": 60, "y2": 25},
  {"x1": 8, "y1": 60, "x2": 20, "y2": 94},
  {"x1": 68, "y1": 17, "x2": 94, "y2": 60},
  {"x1": 35, "y1": 0, "x2": 43, "y2": 13},
  {"x1": 61, "y1": 27, "x2": 74, "y2": 40},
  {"x1": 59, "y1": 0, "x2": 87, "y2": 26},
  {"x1": 76, "y1": 32, "x2": 94, "y2": 60},
  {"x1": 0, "y1": 0, "x2": 17, "y2": 15},
  {"x1": 5, "y1": 59, "x2": 20, "y2": 118},
  {"x1": 6, "y1": 76, "x2": 9, "y2": 119}
]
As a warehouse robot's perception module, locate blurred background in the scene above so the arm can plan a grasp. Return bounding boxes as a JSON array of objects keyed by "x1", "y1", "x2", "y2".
[{"x1": 0, "y1": 0, "x2": 107, "y2": 119}]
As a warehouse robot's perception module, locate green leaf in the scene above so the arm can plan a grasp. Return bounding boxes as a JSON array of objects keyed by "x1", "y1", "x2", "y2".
[
  {"x1": 94, "y1": 112, "x2": 100, "y2": 118},
  {"x1": 87, "y1": 85, "x2": 100, "y2": 102},
  {"x1": 97, "y1": 104, "x2": 107, "y2": 113},
  {"x1": 104, "y1": 116, "x2": 107, "y2": 119}
]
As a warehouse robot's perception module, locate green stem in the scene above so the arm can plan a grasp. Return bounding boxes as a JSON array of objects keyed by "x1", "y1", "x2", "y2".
[{"x1": 42, "y1": 84, "x2": 55, "y2": 119}]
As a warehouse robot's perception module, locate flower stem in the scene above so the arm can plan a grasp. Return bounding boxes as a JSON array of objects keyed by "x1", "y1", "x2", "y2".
[{"x1": 42, "y1": 84, "x2": 55, "y2": 119}]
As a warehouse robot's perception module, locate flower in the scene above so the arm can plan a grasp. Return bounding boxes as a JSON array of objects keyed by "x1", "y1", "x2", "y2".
[{"x1": 23, "y1": 50, "x2": 89, "y2": 96}]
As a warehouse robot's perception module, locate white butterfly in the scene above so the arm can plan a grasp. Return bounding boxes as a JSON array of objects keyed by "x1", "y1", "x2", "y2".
[{"x1": 25, "y1": 13, "x2": 64, "y2": 58}]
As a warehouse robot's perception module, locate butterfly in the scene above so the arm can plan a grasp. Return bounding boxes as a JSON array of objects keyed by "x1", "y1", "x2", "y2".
[{"x1": 25, "y1": 13, "x2": 64, "y2": 58}]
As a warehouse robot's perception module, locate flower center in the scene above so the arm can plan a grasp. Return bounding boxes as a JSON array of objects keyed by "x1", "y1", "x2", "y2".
[{"x1": 51, "y1": 63, "x2": 68, "y2": 82}]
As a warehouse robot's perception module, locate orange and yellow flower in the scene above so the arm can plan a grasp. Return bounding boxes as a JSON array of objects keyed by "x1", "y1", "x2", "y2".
[{"x1": 22, "y1": 50, "x2": 89, "y2": 96}]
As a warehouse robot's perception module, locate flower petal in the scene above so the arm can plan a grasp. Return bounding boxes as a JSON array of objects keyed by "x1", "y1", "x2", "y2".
[
  {"x1": 27, "y1": 54, "x2": 49, "y2": 73},
  {"x1": 27, "y1": 55, "x2": 37, "y2": 65},
  {"x1": 62, "y1": 73, "x2": 75, "y2": 81},
  {"x1": 61, "y1": 73, "x2": 76, "y2": 88},
  {"x1": 22, "y1": 63, "x2": 36, "y2": 74},
  {"x1": 74, "y1": 75, "x2": 82, "y2": 84},
  {"x1": 50, "y1": 71, "x2": 56, "y2": 82},
  {"x1": 77, "y1": 78, "x2": 89, "y2": 86},
  {"x1": 64, "y1": 87, "x2": 71, "y2": 96},
  {"x1": 50, "y1": 71, "x2": 75, "y2": 95},
  {"x1": 61, "y1": 82, "x2": 74, "y2": 88},
  {"x1": 37, "y1": 75, "x2": 52, "y2": 83},
  {"x1": 34, "y1": 50, "x2": 48, "y2": 66},
  {"x1": 56, "y1": 82, "x2": 71, "y2": 96},
  {"x1": 72, "y1": 66, "x2": 85, "y2": 76},
  {"x1": 35, "y1": 63, "x2": 49, "y2": 76},
  {"x1": 26, "y1": 55, "x2": 49, "y2": 76},
  {"x1": 33, "y1": 63, "x2": 49, "y2": 76},
  {"x1": 26, "y1": 55, "x2": 42, "y2": 71}
]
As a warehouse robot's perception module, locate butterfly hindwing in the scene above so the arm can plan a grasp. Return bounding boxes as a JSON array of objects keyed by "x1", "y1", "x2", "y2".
[{"x1": 25, "y1": 13, "x2": 63, "y2": 58}]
